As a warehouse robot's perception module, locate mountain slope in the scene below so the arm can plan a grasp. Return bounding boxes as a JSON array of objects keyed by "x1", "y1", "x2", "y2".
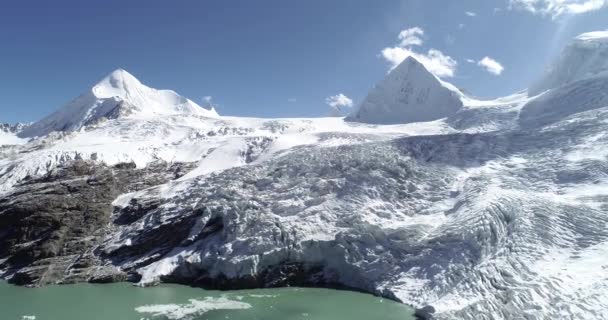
[
  {"x1": 346, "y1": 57, "x2": 463, "y2": 125},
  {"x1": 19, "y1": 69, "x2": 219, "y2": 138},
  {"x1": 529, "y1": 30, "x2": 608, "y2": 95},
  {"x1": 520, "y1": 30, "x2": 608, "y2": 128}
]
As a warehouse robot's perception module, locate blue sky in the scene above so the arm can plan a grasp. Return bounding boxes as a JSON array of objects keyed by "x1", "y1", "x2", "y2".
[{"x1": 1, "y1": 0, "x2": 607, "y2": 123}]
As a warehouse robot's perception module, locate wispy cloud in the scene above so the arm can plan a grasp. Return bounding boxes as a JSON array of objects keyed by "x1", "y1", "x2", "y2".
[
  {"x1": 380, "y1": 27, "x2": 458, "y2": 78},
  {"x1": 477, "y1": 56, "x2": 505, "y2": 75},
  {"x1": 465, "y1": 11, "x2": 477, "y2": 16},
  {"x1": 287, "y1": 98, "x2": 297, "y2": 103},
  {"x1": 326, "y1": 94, "x2": 353, "y2": 108},
  {"x1": 509, "y1": 0, "x2": 607, "y2": 17},
  {"x1": 397, "y1": 27, "x2": 425, "y2": 47},
  {"x1": 201, "y1": 96, "x2": 218, "y2": 109}
]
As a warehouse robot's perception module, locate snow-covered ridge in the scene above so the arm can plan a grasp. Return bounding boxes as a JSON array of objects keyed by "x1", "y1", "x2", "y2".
[
  {"x1": 576, "y1": 30, "x2": 608, "y2": 42},
  {"x1": 529, "y1": 30, "x2": 608, "y2": 95},
  {"x1": 19, "y1": 69, "x2": 218, "y2": 138}
]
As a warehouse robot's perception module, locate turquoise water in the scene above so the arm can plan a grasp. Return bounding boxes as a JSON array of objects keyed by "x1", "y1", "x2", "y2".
[{"x1": 0, "y1": 281, "x2": 415, "y2": 320}]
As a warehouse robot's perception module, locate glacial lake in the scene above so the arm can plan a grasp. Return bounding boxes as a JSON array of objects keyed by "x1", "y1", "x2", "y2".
[{"x1": 0, "y1": 281, "x2": 415, "y2": 320}]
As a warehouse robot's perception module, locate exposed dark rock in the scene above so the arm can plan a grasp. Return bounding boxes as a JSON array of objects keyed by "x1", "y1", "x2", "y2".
[
  {"x1": 415, "y1": 305, "x2": 436, "y2": 320},
  {"x1": 0, "y1": 159, "x2": 196, "y2": 286},
  {"x1": 104, "y1": 212, "x2": 201, "y2": 266},
  {"x1": 88, "y1": 267, "x2": 128, "y2": 283},
  {"x1": 113, "y1": 162, "x2": 137, "y2": 170},
  {"x1": 113, "y1": 197, "x2": 161, "y2": 225},
  {"x1": 163, "y1": 261, "x2": 359, "y2": 293},
  {"x1": 0, "y1": 122, "x2": 30, "y2": 134}
]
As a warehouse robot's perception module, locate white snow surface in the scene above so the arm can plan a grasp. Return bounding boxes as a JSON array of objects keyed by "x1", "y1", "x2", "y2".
[
  {"x1": 0, "y1": 123, "x2": 29, "y2": 146},
  {"x1": 3, "y1": 33, "x2": 608, "y2": 320},
  {"x1": 0, "y1": 131, "x2": 27, "y2": 146}
]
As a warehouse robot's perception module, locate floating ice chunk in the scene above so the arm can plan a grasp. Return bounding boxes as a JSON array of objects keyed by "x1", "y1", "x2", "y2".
[{"x1": 135, "y1": 297, "x2": 251, "y2": 320}]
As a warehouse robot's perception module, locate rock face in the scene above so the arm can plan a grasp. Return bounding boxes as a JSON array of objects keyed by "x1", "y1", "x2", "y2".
[
  {"x1": 346, "y1": 57, "x2": 463, "y2": 124},
  {"x1": 0, "y1": 160, "x2": 196, "y2": 286},
  {"x1": 0, "y1": 123, "x2": 29, "y2": 134}
]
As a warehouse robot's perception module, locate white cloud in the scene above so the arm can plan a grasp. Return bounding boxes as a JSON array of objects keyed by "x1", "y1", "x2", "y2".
[
  {"x1": 325, "y1": 94, "x2": 353, "y2": 116},
  {"x1": 509, "y1": 0, "x2": 607, "y2": 17},
  {"x1": 458, "y1": 23, "x2": 466, "y2": 29},
  {"x1": 465, "y1": 11, "x2": 477, "y2": 16},
  {"x1": 381, "y1": 27, "x2": 458, "y2": 78},
  {"x1": 325, "y1": 94, "x2": 353, "y2": 109},
  {"x1": 397, "y1": 27, "x2": 425, "y2": 47},
  {"x1": 477, "y1": 56, "x2": 505, "y2": 75},
  {"x1": 202, "y1": 96, "x2": 213, "y2": 103},
  {"x1": 466, "y1": 58, "x2": 476, "y2": 63}
]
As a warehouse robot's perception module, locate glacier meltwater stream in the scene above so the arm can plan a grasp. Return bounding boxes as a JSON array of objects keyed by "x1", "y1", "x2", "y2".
[{"x1": 0, "y1": 281, "x2": 415, "y2": 320}]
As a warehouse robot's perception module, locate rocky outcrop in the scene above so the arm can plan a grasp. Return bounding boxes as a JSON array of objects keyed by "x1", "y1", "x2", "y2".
[
  {"x1": 0, "y1": 160, "x2": 196, "y2": 286},
  {"x1": 0, "y1": 123, "x2": 30, "y2": 134}
]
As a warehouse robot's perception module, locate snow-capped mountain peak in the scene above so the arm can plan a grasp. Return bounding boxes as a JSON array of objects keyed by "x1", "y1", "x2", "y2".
[
  {"x1": 19, "y1": 69, "x2": 219, "y2": 138},
  {"x1": 91, "y1": 68, "x2": 145, "y2": 99},
  {"x1": 346, "y1": 56, "x2": 463, "y2": 124}
]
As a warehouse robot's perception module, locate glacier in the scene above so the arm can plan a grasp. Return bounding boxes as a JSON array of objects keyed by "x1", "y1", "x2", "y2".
[{"x1": 1, "y1": 32, "x2": 608, "y2": 320}]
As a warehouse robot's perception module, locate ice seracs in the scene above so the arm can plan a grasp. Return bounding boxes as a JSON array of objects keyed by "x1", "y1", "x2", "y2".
[
  {"x1": 19, "y1": 69, "x2": 219, "y2": 137},
  {"x1": 529, "y1": 30, "x2": 608, "y2": 95},
  {"x1": 346, "y1": 57, "x2": 463, "y2": 124}
]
